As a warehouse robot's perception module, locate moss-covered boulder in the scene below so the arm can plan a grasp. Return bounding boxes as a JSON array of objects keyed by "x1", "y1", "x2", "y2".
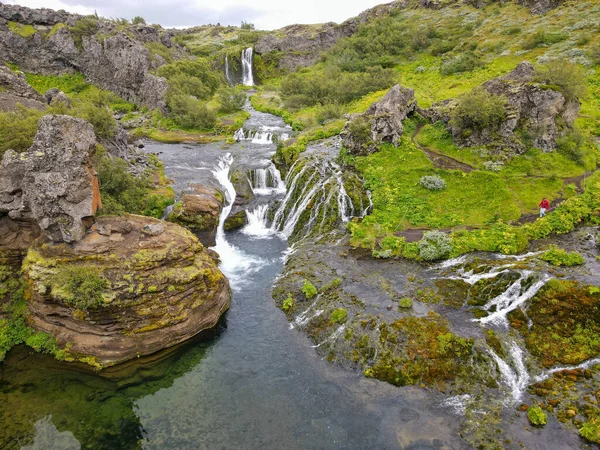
[
  {"x1": 167, "y1": 184, "x2": 223, "y2": 247},
  {"x1": 22, "y1": 214, "x2": 230, "y2": 368}
]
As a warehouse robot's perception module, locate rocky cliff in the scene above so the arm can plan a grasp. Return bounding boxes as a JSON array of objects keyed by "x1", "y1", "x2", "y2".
[{"x1": 0, "y1": 4, "x2": 180, "y2": 111}]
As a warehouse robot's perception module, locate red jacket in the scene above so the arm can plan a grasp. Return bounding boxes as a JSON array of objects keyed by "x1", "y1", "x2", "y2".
[{"x1": 539, "y1": 199, "x2": 550, "y2": 209}]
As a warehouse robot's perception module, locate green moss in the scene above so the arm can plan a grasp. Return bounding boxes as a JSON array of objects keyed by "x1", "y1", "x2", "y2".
[
  {"x1": 580, "y1": 418, "x2": 600, "y2": 444},
  {"x1": 331, "y1": 308, "x2": 347, "y2": 324},
  {"x1": 52, "y1": 266, "x2": 107, "y2": 310},
  {"x1": 398, "y1": 297, "x2": 413, "y2": 309},
  {"x1": 301, "y1": 279, "x2": 318, "y2": 299},
  {"x1": 527, "y1": 405, "x2": 548, "y2": 427},
  {"x1": 282, "y1": 294, "x2": 294, "y2": 312},
  {"x1": 7, "y1": 21, "x2": 37, "y2": 38}
]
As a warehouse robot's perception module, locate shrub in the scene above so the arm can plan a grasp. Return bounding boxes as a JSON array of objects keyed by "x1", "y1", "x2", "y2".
[
  {"x1": 539, "y1": 246, "x2": 585, "y2": 267},
  {"x1": 527, "y1": 406, "x2": 548, "y2": 427},
  {"x1": 316, "y1": 103, "x2": 343, "y2": 124},
  {"x1": 132, "y1": 16, "x2": 146, "y2": 25},
  {"x1": 534, "y1": 59, "x2": 587, "y2": 102},
  {"x1": 0, "y1": 105, "x2": 43, "y2": 158},
  {"x1": 450, "y1": 87, "x2": 507, "y2": 133},
  {"x1": 216, "y1": 86, "x2": 246, "y2": 113},
  {"x1": 522, "y1": 30, "x2": 567, "y2": 50},
  {"x1": 331, "y1": 308, "x2": 347, "y2": 324},
  {"x1": 69, "y1": 17, "x2": 99, "y2": 49},
  {"x1": 241, "y1": 21, "x2": 255, "y2": 30},
  {"x1": 556, "y1": 127, "x2": 585, "y2": 165},
  {"x1": 346, "y1": 115, "x2": 372, "y2": 147},
  {"x1": 53, "y1": 266, "x2": 107, "y2": 310},
  {"x1": 77, "y1": 103, "x2": 117, "y2": 139},
  {"x1": 301, "y1": 280, "x2": 318, "y2": 299},
  {"x1": 418, "y1": 230, "x2": 452, "y2": 261},
  {"x1": 282, "y1": 294, "x2": 294, "y2": 312},
  {"x1": 440, "y1": 52, "x2": 482, "y2": 75},
  {"x1": 167, "y1": 94, "x2": 216, "y2": 129},
  {"x1": 420, "y1": 175, "x2": 447, "y2": 191},
  {"x1": 399, "y1": 297, "x2": 413, "y2": 309}
]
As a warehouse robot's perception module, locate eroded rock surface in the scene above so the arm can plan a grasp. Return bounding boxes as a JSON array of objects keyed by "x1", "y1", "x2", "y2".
[
  {"x1": 168, "y1": 184, "x2": 224, "y2": 246},
  {"x1": 0, "y1": 114, "x2": 101, "y2": 243},
  {"x1": 23, "y1": 214, "x2": 231, "y2": 367},
  {"x1": 0, "y1": 64, "x2": 45, "y2": 111},
  {"x1": 342, "y1": 84, "x2": 416, "y2": 156}
]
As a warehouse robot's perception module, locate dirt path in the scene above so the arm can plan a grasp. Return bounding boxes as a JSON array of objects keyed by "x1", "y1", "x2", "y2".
[{"x1": 411, "y1": 123, "x2": 475, "y2": 173}]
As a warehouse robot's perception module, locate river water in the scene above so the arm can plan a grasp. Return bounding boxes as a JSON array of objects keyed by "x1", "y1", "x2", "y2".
[{"x1": 0, "y1": 103, "x2": 468, "y2": 449}]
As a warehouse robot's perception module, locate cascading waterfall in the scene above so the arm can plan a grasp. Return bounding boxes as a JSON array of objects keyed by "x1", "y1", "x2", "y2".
[
  {"x1": 489, "y1": 341, "x2": 530, "y2": 405},
  {"x1": 241, "y1": 47, "x2": 254, "y2": 86},
  {"x1": 225, "y1": 54, "x2": 232, "y2": 85},
  {"x1": 248, "y1": 164, "x2": 286, "y2": 195},
  {"x1": 234, "y1": 128, "x2": 290, "y2": 144},
  {"x1": 243, "y1": 204, "x2": 271, "y2": 237}
]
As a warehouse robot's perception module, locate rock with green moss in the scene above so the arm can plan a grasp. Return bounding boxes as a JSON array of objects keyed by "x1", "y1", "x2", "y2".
[
  {"x1": 23, "y1": 214, "x2": 230, "y2": 368},
  {"x1": 224, "y1": 210, "x2": 247, "y2": 231}
]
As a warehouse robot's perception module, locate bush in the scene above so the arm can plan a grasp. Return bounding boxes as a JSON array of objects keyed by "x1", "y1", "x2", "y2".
[
  {"x1": 282, "y1": 294, "x2": 294, "y2": 312},
  {"x1": 440, "y1": 52, "x2": 482, "y2": 75},
  {"x1": 450, "y1": 87, "x2": 507, "y2": 133},
  {"x1": 316, "y1": 103, "x2": 343, "y2": 125},
  {"x1": 556, "y1": 127, "x2": 585, "y2": 165},
  {"x1": 522, "y1": 30, "x2": 567, "y2": 50},
  {"x1": 77, "y1": 103, "x2": 117, "y2": 139},
  {"x1": 420, "y1": 175, "x2": 447, "y2": 191},
  {"x1": 53, "y1": 266, "x2": 107, "y2": 310},
  {"x1": 539, "y1": 246, "x2": 585, "y2": 267},
  {"x1": 132, "y1": 16, "x2": 146, "y2": 25},
  {"x1": 527, "y1": 406, "x2": 548, "y2": 427},
  {"x1": 69, "y1": 17, "x2": 99, "y2": 49},
  {"x1": 216, "y1": 86, "x2": 246, "y2": 113},
  {"x1": 398, "y1": 297, "x2": 413, "y2": 309},
  {"x1": 0, "y1": 105, "x2": 43, "y2": 158},
  {"x1": 346, "y1": 115, "x2": 372, "y2": 147},
  {"x1": 331, "y1": 308, "x2": 347, "y2": 324},
  {"x1": 167, "y1": 94, "x2": 216, "y2": 130},
  {"x1": 534, "y1": 59, "x2": 587, "y2": 102},
  {"x1": 301, "y1": 280, "x2": 318, "y2": 299},
  {"x1": 418, "y1": 230, "x2": 452, "y2": 261}
]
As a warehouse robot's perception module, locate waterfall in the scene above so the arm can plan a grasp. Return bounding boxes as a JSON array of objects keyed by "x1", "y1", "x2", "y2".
[
  {"x1": 489, "y1": 341, "x2": 530, "y2": 405},
  {"x1": 225, "y1": 55, "x2": 232, "y2": 85},
  {"x1": 234, "y1": 128, "x2": 289, "y2": 144},
  {"x1": 248, "y1": 164, "x2": 286, "y2": 195},
  {"x1": 211, "y1": 154, "x2": 264, "y2": 288},
  {"x1": 242, "y1": 47, "x2": 254, "y2": 86},
  {"x1": 243, "y1": 204, "x2": 271, "y2": 238}
]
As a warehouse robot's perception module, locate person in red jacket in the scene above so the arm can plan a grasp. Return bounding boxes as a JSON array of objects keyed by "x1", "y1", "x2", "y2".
[{"x1": 539, "y1": 198, "x2": 550, "y2": 217}]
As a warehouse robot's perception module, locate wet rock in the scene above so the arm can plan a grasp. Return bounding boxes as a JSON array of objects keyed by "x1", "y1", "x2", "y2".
[
  {"x1": 167, "y1": 184, "x2": 223, "y2": 247},
  {"x1": 224, "y1": 210, "x2": 247, "y2": 231},
  {"x1": 341, "y1": 84, "x2": 416, "y2": 156},
  {"x1": 23, "y1": 214, "x2": 231, "y2": 367},
  {"x1": 230, "y1": 169, "x2": 254, "y2": 206},
  {"x1": 0, "y1": 114, "x2": 101, "y2": 243},
  {"x1": 0, "y1": 64, "x2": 45, "y2": 111}
]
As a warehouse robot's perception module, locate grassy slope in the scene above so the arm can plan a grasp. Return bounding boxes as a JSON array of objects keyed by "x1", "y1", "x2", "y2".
[{"x1": 251, "y1": 0, "x2": 600, "y2": 252}]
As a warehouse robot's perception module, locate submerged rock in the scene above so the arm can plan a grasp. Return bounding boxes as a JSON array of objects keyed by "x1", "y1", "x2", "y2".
[
  {"x1": 23, "y1": 214, "x2": 231, "y2": 367},
  {"x1": 167, "y1": 184, "x2": 224, "y2": 247},
  {"x1": 0, "y1": 114, "x2": 101, "y2": 243},
  {"x1": 341, "y1": 84, "x2": 416, "y2": 156}
]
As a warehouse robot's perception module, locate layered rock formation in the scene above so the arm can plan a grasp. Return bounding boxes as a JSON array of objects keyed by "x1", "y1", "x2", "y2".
[
  {"x1": 23, "y1": 214, "x2": 230, "y2": 367},
  {"x1": 168, "y1": 185, "x2": 224, "y2": 246},
  {"x1": 341, "y1": 84, "x2": 416, "y2": 156},
  {"x1": 427, "y1": 61, "x2": 580, "y2": 153},
  {"x1": 0, "y1": 115, "x2": 101, "y2": 243},
  {"x1": 0, "y1": 4, "x2": 177, "y2": 111}
]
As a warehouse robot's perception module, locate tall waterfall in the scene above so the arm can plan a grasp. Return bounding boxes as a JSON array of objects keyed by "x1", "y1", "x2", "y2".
[
  {"x1": 225, "y1": 55, "x2": 232, "y2": 85},
  {"x1": 242, "y1": 47, "x2": 254, "y2": 86}
]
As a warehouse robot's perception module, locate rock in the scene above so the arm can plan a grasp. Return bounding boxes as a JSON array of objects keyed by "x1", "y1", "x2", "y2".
[
  {"x1": 0, "y1": 114, "x2": 101, "y2": 243},
  {"x1": 224, "y1": 210, "x2": 247, "y2": 231},
  {"x1": 428, "y1": 61, "x2": 580, "y2": 154},
  {"x1": 167, "y1": 184, "x2": 223, "y2": 247},
  {"x1": 44, "y1": 87, "x2": 71, "y2": 107},
  {"x1": 23, "y1": 214, "x2": 231, "y2": 367},
  {"x1": 0, "y1": 4, "x2": 172, "y2": 111},
  {"x1": 230, "y1": 169, "x2": 254, "y2": 207},
  {"x1": 142, "y1": 222, "x2": 165, "y2": 236},
  {"x1": 341, "y1": 84, "x2": 416, "y2": 156},
  {"x1": 515, "y1": 0, "x2": 565, "y2": 14},
  {"x1": 0, "y1": 64, "x2": 45, "y2": 111}
]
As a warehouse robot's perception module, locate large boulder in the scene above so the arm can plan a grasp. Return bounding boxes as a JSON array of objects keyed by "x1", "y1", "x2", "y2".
[
  {"x1": 0, "y1": 114, "x2": 101, "y2": 243},
  {"x1": 167, "y1": 184, "x2": 224, "y2": 246},
  {"x1": 23, "y1": 214, "x2": 231, "y2": 367},
  {"x1": 341, "y1": 84, "x2": 417, "y2": 156},
  {"x1": 427, "y1": 62, "x2": 580, "y2": 154}
]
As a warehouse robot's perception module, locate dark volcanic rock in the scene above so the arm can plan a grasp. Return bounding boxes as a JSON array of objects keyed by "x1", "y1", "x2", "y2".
[
  {"x1": 341, "y1": 84, "x2": 417, "y2": 156},
  {"x1": 0, "y1": 114, "x2": 101, "y2": 243}
]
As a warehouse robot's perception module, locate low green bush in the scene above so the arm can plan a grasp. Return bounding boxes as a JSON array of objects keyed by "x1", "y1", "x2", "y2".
[
  {"x1": 450, "y1": 87, "x2": 507, "y2": 133},
  {"x1": 216, "y1": 86, "x2": 246, "y2": 113},
  {"x1": 534, "y1": 59, "x2": 587, "y2": 102},
  {"x1": 440, "y1": 52, "x2": 482, "y2": 75},
  {"x1": 53, "y1": 266, "x2": 107, "y2": 310},
  {"x1": 539, "y1": 246, "x2": 585, "y2": 267},
  {"x1": 167, "y1": 94, "x2": 216, "y2": 130},
  {"x1": 420, "y1": 175, "x2": 447, "y2": 191},
  {"x1": 301, "y1": 280, "x2": 318, "y2": 299},
  {"x1": 522, "y1": 30, "x2": 568, "y2": 50},
  {"x1": 282, "y1": 294, "x2": 294, "y2": 312},
  {"x1": 0, "y1": 105, "x2": 44, "y2": 158},
  {"x1": 527, "y1": 406, "x2": 548, "y2": 427},
  {"x1": 419, "y1": 230, "x2": 452, "y2": 261}
]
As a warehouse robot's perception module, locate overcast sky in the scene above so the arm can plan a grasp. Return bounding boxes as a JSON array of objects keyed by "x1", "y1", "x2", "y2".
[{"x1": 6, "y1": 0, "x2": 386, "y2": 30}]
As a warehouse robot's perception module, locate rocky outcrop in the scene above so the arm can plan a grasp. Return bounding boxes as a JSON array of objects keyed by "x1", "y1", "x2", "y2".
[
  {"x1": 44, "y1": 87, "x2": 70, "y2": 107},
  {"x1": 0, "y1": 64, "x2": 45, "y2": 111},
  {"x1": 427, "y1": 62, "x2": 580, "y2": 153},
  {"x1": 168, "y1": 185, "x2": 224, "y2": 246},
  {"x1": 515, "y1": 0, "x2": 565, "y2": 14},
  {"x1": 0, "y1": 114, "x2": 101, "y2": 243},
  {"x1": 0, "y1": 4, "x2": 175, "y2": 111},
  {"x1": 341, "y1": 84, "x2": 416, "y2": 156},
  {"x1": 23, "y1": 214, "x2": 231, "y2": 367}
]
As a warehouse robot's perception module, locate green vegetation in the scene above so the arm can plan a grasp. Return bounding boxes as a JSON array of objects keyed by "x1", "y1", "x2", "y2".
[
  {"x1": 331, "y1": 308, "x2": 347, "y2": 324},
  {"x1": 282, "y1": 294, "x2": 294, "y2": 312},
  {"x1": 449, "y1": 87, "x2": 507, "y2": 134},
  {"x1": 68, "y1": 17, "x2": 99, "y2": 50},
  {"x1": 301, "y1": 280, "x2": 318, "y2": 299},
  {"x1": 216, "y1": 86, "x2": 246, "y2": 113},
  {"x1": 527, "y1": 405, "x2": 548, "y2": 427},
  {"x1": 539, "y1": 246, "x2": 585, "y2": 267},
  {"x1": 0, "y1": 105, "x2": 44, "y2": 159},
  {"x1": 7, "y1": 21, "x2": 37, "y2": 38},
  {"x1": 398, "y1": 297, "x2": 413, "y2": 309},
  {"x1": 418, "y1": 231, "x2": 452, "y2": 261},
  {"x1": 52, "y1": 266, "x2": 107, "y2": 310},
  {"x1": 580, "y1": 418, "x2": 600, "y2": 444},
  {"x1": 534, "y1": 59, "x2": 588, "y2": 102}
]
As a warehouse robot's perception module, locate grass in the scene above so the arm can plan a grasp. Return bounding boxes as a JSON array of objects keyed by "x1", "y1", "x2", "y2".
[{"x1": 7, "y1": 21, "x2": 36, "y2": 39}]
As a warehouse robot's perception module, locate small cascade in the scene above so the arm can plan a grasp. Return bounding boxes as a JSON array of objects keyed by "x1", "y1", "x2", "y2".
[
  {"x1": 241, "y1": 47, "x2": 254, "y2": 86},
  {"x1": 234, "y1": 128, "x2": 290, "y2": 144},
  {"x1": 248, "y1": 164, "x2": 286, "y2": 195},
  {"x1": 489, "y1": 341, "x2": 530, "y2": 405},
  {"x1": 270, "y1": 157, "x2": 370, "y2": 240},
  {"x1": 312, "y1": 324, "x2": 346, "y2": 348},
  {"x1": 243, "y1": 204, "x2": 271, "y2": 238},
  {"x1": 225, "y1": 54, "x2": 232, "y2": 85},
  {"x1": 161, "y1": 203, "x2": 175, "y2": 220}
]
